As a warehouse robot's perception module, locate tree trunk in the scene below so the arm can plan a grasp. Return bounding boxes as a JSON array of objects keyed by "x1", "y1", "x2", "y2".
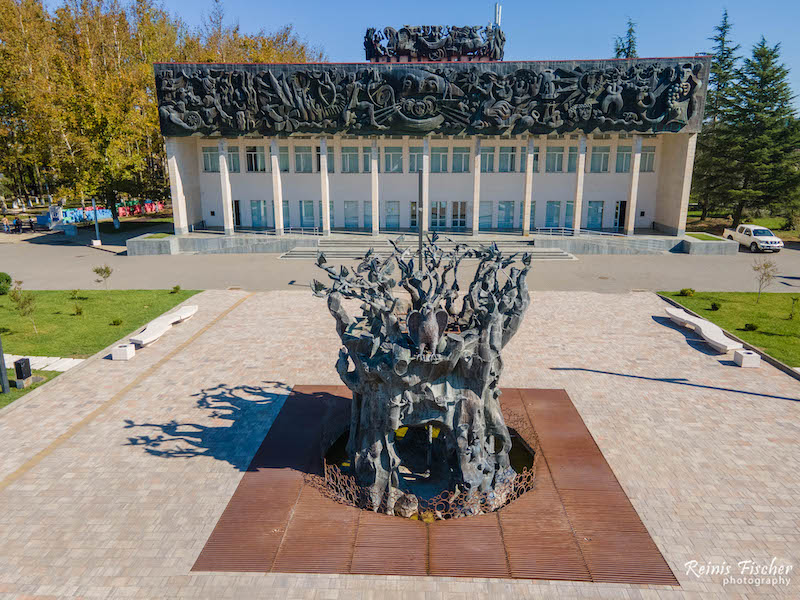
[{"x1": 732, "y1": 201, "x2": 745, "y2": 228}]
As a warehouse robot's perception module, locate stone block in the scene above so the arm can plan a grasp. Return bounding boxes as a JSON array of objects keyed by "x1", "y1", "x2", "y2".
[
  {"x1": 734, "y1": 349, "x2": 761, "y2": 368},
  {"x1": 112, "y1": 344, "x2": 136, "y2": 361},
  {"x1": 90, "y1": 239, "x2": 102, "y2": 247}
]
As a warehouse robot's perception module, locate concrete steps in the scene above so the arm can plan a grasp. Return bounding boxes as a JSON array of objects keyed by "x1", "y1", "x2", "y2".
[{"x1": 281, "y1": 239, "x2": 575, "y2": 260}]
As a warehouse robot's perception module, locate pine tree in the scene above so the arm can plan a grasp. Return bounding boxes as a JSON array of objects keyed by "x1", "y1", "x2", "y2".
[
  {"x1": 722, "y1": 38, "x2": 800, "y2": 226},
  {"x1": 613, "y1": 18, "x2": 638, "y2": 59},
  {"x1": 691, "y1": 10, "x2": 741, "y2": 220}
]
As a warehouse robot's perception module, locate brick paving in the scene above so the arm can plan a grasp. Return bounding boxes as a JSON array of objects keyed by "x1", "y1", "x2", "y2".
[{"x1": 0, "y1": 290, "x2": 797, "y2": 599}]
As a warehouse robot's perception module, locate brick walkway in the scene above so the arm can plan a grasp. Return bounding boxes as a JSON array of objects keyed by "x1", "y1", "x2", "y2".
[{"x1": 0, "y1": 290, "x2": 797, "y2": 599}]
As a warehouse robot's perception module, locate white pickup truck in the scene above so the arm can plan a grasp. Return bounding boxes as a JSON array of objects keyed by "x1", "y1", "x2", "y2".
[{"x1": 723, "y1": 224, "x2": 784, "y2": 253}]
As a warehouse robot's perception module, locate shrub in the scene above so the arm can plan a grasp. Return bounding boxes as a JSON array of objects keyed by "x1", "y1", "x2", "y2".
[
  {"x1": 679, "y1": 288, "x2": 695, "y2": 297},
  {"x1": 170, "y1": 284, "x2": 181, "y2": 294},
  {"x1": 110, "y1": 318, "x2": 123, "y2": 326},
  {"x1": 69, "y1": 289, "x2": 80, "y2": 300},
  {"x1": 744, "y1": 323, "x2": 759, "y2": 331},
  {"x1": 93, "y1": 264, "x2": 113, "y2": 289},
  {"x1": 74, "y1": 304, "x2": 83, "y2": 316},
  {"x1": 710, "y1": 302, "x2": 721, "y2": 311},
  {"x1": 0, "y1": 272, "x2": 11, "y2": 295}
]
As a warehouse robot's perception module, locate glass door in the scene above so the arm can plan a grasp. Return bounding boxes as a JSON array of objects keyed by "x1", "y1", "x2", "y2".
[
  {"x1": 452, "y1": 201, "x2": 466, "y2": 229},
  {"x1": 498, "y1": 201, "x2": 514, "y2": 230},
  {"x1": 250, "y1": 200, "x2": 264, "y2": 228},
  {"x1": 301, "y1": 200, "x2": 315, "y2": 228},
  {"x1": 344, "y1": 201, "x2": 359, "y2": 229},
  {"x1": 545, "y1": 201, "x2": 561, "y2": 228},
  {"x1": 233, "y1": 200, "x2": 242, "y2": 227},
  {"x1": 431, "y1": 201, "x2": 447, "y2": 229},
  {"x1": 614, "y1": 200, "x2": 627, "y2": 230},
  {"x1": 385, "y1": 201, "x2": 400, "y2": 229},
  {"x1": 282, "y1": 200, "x2": 290, "y2": 228},
  {"x1": 363, "y1": 201, "x2": 372, "y2": 230},
  {"x1": 565, "y1": 201, "x2": 574, "y2": 229},
  {"x1": 479, "y1": 201, "x2": 492, "y2": 231},
  {"x1": 587, "y1": 201, "x2": 604, "y2": 230},
  {"x1": 410, "y1": 201, "x2": 418, "y2": 230}
]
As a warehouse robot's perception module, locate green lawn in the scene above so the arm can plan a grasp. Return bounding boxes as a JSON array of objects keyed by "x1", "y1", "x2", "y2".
[
  {"x1": 663, "y1": 291, "x2": 800, "y2": 366},
  {"x1": 686, "y1": 233, "x2": 721, "y2": 241},
  {"x1": 0, "y1": 289, "x2": 199, "y2": 358},
  {"x1": 1, "y1": 369, "x2": 60, "y2": 410},
  {"x1": 146, "y1": 233, "x2": 172, "y2": 239}
]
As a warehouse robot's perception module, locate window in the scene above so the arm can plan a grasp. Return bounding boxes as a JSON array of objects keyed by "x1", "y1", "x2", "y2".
[
  {"x1": 202, "y1": 147, "x2": 219, "y2": 173},
  {"x1": 431, "y1": 147, "x2": 448, "y2": 173},
  {"x1": 227, "y1": 146, "x2": 240, "y2": 173},
  {"x1": 452, "y1": 147, "x2": 470, "y2": 173},
  {"x1": 499, "y1": 147, "x2": 516, "y2": 173},
  {"x1": 590, "y1": 146, "x2": 610, "y2": 173},
  {"x1": 641, "y1": 146, "x2": 656, "y2": 172},
  {"x1": 480, "y1": 147, "x2": 495, "y2": 173},
  {"x1": 295, "y1": 146, "x2": 312, "y2": 173},
  {"x1": 384, "y1": 146, "x2": 403, "y2": 173},
  {"x1": 409, "y1": 146, "x2": 423, "y2": 173},
  {"x1": 316, "y1": 146, "x2": 334, "y2": 173},
  {"x1": 363, "y1": 201, "x2": 372, "y2": 230},
  {"x1": 341, "y1": 146, "x2": 359, "y2": 173},
  {"x1": 545, "y1": 146, "x2": 564, "y2": 173},
  {"x1": 567, "y1": 146, "x2": 578, "y2": 172},
  {"x1": 616, "y1": 146, "x2": 632, "y2": 173},
  {"x1": 410, "y1": 201, "x2": 418, "y2": 228},
  {"x1": 521, "y1": 146, "x2": 539, "y2": 172},
  {"x1": 246, "y1": 146, "x2": 266, "y2": 173},
  {"x1": 363, "y1": 147, "x2": 372, "y2": 173},
  {"x1": 279, "y1": 146, "x2": 289, "y2": 172}
]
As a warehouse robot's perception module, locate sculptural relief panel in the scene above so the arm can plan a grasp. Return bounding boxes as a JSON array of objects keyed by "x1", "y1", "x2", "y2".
[{"x1": 154, "y1": 58, "x2": 709, "y2": 138}]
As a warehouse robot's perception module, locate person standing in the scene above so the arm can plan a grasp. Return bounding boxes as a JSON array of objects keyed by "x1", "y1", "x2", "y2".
[{"x1": 1, "y1": 216, "x2": 9, "y2": 233}]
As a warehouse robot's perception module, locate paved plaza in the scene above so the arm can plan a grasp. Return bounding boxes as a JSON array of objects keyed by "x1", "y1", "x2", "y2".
[{"x1": 0, "y1": 290, "x2": 797, "y2": 599}]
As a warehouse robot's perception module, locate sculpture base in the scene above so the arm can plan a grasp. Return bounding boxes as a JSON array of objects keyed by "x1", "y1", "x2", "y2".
[{"x1": 192, "y1": 386, "x2": 677, "y2": 585}]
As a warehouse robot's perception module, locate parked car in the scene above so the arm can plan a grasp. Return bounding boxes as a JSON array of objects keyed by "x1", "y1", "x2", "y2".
[{"x1": 723, "y1": 224, "x2": 784, "y2": 253}]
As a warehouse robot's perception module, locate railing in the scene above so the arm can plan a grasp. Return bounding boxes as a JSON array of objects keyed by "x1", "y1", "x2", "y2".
[
  {"x1": 284, "y1": 226, "x2": 321, "y2": 236},
  {"x1": 531, "y1": 227, "x2": 627, "y2": 237}
]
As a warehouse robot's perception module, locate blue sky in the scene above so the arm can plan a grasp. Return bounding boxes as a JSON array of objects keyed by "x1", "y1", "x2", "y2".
[{"x1": 170, "y1": 0, "x2": 798, "y2": 102}]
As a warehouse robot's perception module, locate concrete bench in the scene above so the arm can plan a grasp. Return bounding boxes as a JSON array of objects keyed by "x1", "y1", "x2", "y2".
[
  {"x1": 130, "y1": 305, "x2": 198, "y2": 347},
  {"x1": 665, "y1": 306, "x2": 743, "y2": 353}
]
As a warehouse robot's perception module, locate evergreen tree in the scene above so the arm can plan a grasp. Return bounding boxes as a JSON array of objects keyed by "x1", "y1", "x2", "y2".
[
  {"x1": 722, "y1": 38, "x2": 800, "y2": 226},
  {"x1": 691, "y1": 10, "x2": 741, "y2": 220},
  {"x1": 613, "y1": 18, "x2": 638, "y2": 59}
]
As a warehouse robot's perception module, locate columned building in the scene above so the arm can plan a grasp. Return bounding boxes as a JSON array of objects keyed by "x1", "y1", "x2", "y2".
[{"x1": 156, "y1": 27, "x2": 709, "y2": 238}]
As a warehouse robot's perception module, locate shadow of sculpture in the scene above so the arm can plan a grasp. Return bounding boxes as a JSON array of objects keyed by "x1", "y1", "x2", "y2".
[
  {"x1": 651, "y1": 315, "x2": 722, "y2": 356},
  {"x1": 123, "y1": 381, "x2": 292, "y2": 471}
]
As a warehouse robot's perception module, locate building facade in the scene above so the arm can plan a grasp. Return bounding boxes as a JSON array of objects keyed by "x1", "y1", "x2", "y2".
[{"x1": 155, "y1": 45, "x2": 709, "y2": 238}]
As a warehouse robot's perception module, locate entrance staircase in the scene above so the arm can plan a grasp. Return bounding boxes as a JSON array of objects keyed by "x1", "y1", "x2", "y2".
[{"x1": 280, "y1": 237, "x2": 575, "y2": 260}]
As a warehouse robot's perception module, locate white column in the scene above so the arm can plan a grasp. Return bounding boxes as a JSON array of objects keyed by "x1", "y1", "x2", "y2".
[
  {"x1": 370, "y1": 140, "x2": 379, "y2": 236},
  {"x1": 165, "y1": 138, "x2": 189, "y2": 235},
  {"x1": 218, "y1": 139, "x2": 234, "y2": 235},
  {"x1": 625, "y1": 136, "x2": 642, "y2": 236},
  {"x1": 270, "y1": 139, "x2": 284, "y2": 236},
  {"x1": 572, "y1": 135, "x2": 587, "y2": 233},
  {"x1": 522, "y1": 137, "x2": 535, "y2": 235},
  {"x1": 471, "y1": 138, "x2": 481, "y2": 234},
  {"x1": 421, "y1": 138, "x2": 430, "y2": 234},
  {"x1": 320, "y1": 137, "x2": 331, "y2": 236}
]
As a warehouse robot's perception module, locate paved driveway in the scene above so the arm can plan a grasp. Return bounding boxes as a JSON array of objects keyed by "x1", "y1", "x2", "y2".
[{"x1": 0, "y1": 290, "x2": 797, "y2": 598}]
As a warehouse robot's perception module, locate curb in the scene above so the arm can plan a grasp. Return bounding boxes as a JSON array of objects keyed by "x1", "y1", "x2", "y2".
[{"x1": 657, "y1": 293, "x2": 800, "y2": 384}]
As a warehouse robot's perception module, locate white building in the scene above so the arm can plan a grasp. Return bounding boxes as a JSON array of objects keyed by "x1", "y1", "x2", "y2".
[{"x1": 155, "y1": 56, "x2": 708, "y2": 242}]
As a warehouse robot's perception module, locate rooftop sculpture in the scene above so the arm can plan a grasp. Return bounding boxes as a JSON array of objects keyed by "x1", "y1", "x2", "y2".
[
  {"x1": 312, "y1": 237, "x2": 532, "y2": 517},
  {"x1": 364, "y1": 25, "x2": 505, "y2": 62}
]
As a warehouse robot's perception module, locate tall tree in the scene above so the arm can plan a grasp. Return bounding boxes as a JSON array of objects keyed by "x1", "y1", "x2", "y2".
[
  {"x1": 722, "y1": 38, "x2": 800, "y2": 226},
  {"x1": 691, "y1": 10, "x2": 741, "y2": 220},
  {"x1": 613, "y1": 18, "x2": 638, "y2": 59}
]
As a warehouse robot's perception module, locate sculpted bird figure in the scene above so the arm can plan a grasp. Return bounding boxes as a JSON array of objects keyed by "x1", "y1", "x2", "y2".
[{"x1": 407, "y1": 306, "x2": 448, "y2": 356}]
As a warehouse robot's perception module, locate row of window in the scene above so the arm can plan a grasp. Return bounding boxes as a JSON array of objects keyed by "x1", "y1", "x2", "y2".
[
  {"x1": 202, "y1": 145, "x2": 656, "y2": 175},
  {"x1": 241, "y1": 198, "x2": 626, "y2": 231}
]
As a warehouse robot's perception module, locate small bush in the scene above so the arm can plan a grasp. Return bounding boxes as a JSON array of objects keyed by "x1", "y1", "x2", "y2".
[
  {"x1": 73, "y1": 304, "x2": 83, "y2": 316},
  {"x1": 679, "y1": 288, "x2": 695, "y2": 297},
  {"x1": 744, "y1": 323, "x2": 759, "y2": 331},
  {"x1": 170, "y1": 284, "x2": 181, "y2": 294},
  {"x1": 69, "y1": 289, "x2": 80, "y2": 300},
  {"x1": 710, "y1": 302, "x2": 722, "y2": 311},
  {"x1": 0, "y1": 272, "x2": 11, "y2": 295},
  {"x1": 109, "y1": 318, "x2": 123, "y2": 326}
]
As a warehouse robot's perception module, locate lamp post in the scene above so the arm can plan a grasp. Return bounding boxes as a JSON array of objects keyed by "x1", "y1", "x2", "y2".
[
  {"x1": 0, "y1": 333, "x2": 10, "y2": 394},
  {"x1": 417, "y1": 169, "x2": 424, "y2": 269},
  {"x1": 91, "y1": 197, "x2": 101, "y2": 246}
]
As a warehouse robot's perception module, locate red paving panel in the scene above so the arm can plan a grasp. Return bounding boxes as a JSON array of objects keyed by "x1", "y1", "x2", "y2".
[{"x1": 192, "y1": 386, "x2": 678, "y2": 587}]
